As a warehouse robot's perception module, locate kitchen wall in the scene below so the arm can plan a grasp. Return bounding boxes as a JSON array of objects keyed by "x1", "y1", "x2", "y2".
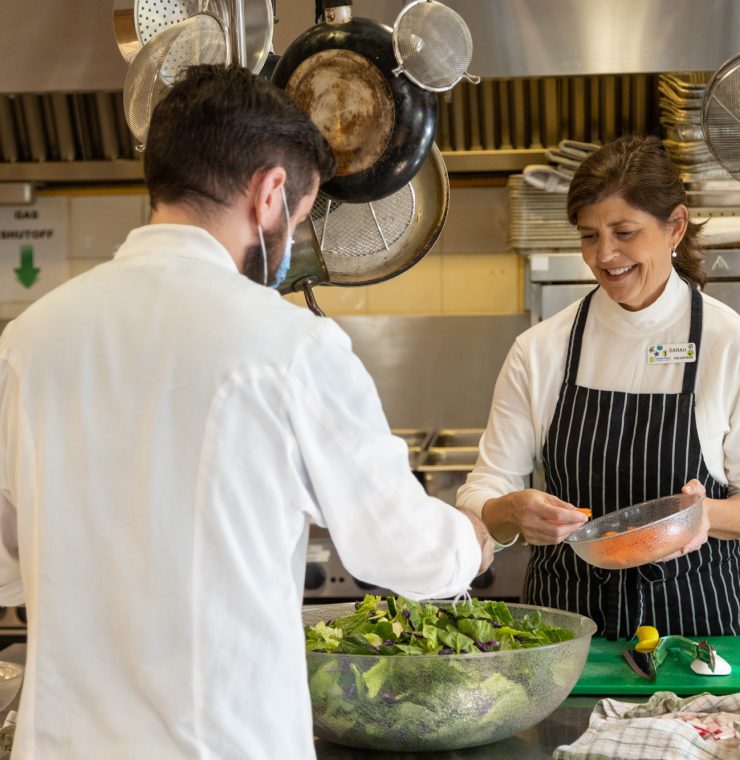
[{"x1": 0, "y1": 182, "x2": 522, "y2": 321}]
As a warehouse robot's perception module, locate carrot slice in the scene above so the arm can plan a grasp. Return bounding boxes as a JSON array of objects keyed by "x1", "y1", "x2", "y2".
[
  {"x1": 576, "y1": 508, "x2": 592, "y2": 518},
  {"x1": 602, "y1": 530, "x2": 619, "y2": 537}
]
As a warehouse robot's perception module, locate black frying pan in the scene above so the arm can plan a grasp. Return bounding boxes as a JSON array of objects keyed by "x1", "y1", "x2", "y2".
[{"x1": 271, "y1": 0, "x2": 437, "y2": 203}]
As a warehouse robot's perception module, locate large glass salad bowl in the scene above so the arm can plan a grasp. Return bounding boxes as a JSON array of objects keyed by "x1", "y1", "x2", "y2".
[{"x1": 303, "y1": 599, "x2": 596, "y2": 751}]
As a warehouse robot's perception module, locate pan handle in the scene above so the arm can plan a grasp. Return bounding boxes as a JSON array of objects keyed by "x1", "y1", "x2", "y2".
[{"x1": 295, "y1": 276, "x2": 326, "y2": 317}]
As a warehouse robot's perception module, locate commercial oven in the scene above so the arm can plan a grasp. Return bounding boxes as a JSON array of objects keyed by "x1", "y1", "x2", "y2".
[{"x1": 528, "y1": 248, "x2": 740, "y2": 322}]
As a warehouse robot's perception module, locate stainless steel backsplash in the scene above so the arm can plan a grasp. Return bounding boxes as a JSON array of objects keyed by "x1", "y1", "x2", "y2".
[{"x1": 336, "y1": 314, "x2": 530, "y2": 429}]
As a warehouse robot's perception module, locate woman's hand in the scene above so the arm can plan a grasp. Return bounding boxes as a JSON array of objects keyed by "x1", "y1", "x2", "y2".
[
  {"x1": 659, "y1": 479, "x2": 709, "y2": 561},
  {"x1": 482, "y1": 489, "x2": 588, "y2": 546}
]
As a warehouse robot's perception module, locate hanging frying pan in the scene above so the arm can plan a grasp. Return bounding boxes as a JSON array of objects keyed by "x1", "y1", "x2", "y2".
[
  {"x1": 271, "y1": 0, "x2": 437, "y2": 204},
  {"x1": 279, "y1": 142, "x2": 449, "y2": 315}
]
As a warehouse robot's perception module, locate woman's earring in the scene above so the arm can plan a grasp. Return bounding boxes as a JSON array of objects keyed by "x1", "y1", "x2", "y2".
[{"x1": 671, "y1": 249, "x2": 678, "y2": 258}]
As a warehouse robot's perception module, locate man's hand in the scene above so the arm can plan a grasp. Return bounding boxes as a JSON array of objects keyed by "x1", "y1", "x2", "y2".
[{"x1": 459, "y1": 508, "x2": 495, "y2": 575}]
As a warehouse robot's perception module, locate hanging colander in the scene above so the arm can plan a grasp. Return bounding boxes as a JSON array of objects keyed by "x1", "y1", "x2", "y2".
[
  {"x1": 702, "y1": 53, "x2": 740, "y2": 178},
  {"x1": 113, "y1": 0, "x2": 273, "y2": 74},
  {"x1": 391, "y1": 0, "x2": 480, "y2": 92},
  {"x1": 123, "y1": 12, "x2": 228, "y2": 146}
]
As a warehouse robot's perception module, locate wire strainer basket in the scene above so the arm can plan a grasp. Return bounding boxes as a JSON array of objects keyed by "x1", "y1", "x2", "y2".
[
  {"x1": 391, "y1": 0, "x2": 480, "y2": 92},
  {"x1": 123, "y1": 13, "x2": 228, "y2": 146},
  {"x1": 702, "y1": 53, "x2": 740, "y2": 179},
  {"x1": 114, "y1": 0, "x2": 273, "y2": 74},
  {"x1": 306, "y1": 143, "x2": 448, "y2": 286},
  {"x1": 310, "y1": 184, "x2": 416, "y2": 279}
]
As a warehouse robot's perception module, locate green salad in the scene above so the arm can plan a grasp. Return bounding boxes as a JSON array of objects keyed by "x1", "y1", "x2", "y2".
[
  {"x1": 304, "y1": 597, "x2": 580, "y2": 750},
  {"x1": 305, "y1": 594, "x2": 574, "y2": 656}
]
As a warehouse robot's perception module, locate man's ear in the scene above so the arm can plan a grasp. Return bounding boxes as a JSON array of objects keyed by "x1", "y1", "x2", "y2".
[{"x1": 250, "y1": 167, "x2": 287, "y2": 228}]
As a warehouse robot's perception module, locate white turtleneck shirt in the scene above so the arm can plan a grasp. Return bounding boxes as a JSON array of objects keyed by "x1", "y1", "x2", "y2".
[{"x1": 457, "y1": 269, "x2": 740, "y2": 515}]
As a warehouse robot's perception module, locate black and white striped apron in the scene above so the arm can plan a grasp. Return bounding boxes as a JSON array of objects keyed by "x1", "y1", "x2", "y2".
[{"x1": 522, "y1": 285, "x2": 740, "y2": 639}]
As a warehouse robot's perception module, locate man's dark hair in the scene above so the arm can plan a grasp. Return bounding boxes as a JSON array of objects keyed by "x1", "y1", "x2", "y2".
[{"x1": 144, "y1": 64, "x2": 335, "y2": 214}]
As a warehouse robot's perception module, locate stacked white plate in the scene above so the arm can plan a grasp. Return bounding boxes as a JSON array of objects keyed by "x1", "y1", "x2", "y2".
[{"x1": 508, "y1": 175, "x2": 581, "y2": 252}]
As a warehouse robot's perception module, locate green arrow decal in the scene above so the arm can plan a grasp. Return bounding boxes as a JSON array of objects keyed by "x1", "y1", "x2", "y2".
[{"x1": 15, "y1": 245, "x2": 40, "y2": 288}]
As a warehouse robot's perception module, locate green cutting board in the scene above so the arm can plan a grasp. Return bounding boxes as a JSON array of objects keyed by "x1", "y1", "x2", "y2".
[{"x1": 572, "y1": 636, "x2": 740, "y2": 695}]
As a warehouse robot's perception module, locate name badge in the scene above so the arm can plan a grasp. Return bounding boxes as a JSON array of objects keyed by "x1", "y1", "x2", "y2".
[{"x1": 647, "y1": 342, "x2": 696, "y2": 364}]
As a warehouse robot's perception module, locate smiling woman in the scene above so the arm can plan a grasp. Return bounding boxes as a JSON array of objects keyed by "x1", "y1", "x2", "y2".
[
  {"x1": 457, "y1": 134, "x2": 740, "y2": 641},
  {"x1": 574, "y1": 195, "x2": 686, "y2": 311},
  {"x1": 567, "y1": 134, "x2": 707, "y2": 299}
]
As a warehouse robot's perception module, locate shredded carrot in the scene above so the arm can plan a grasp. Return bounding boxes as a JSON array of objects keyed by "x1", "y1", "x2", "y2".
[
  {"x1": 602, "y1": 530, "x2": 619, "y2": 537},
  {"x1": 576, "y1": 508, "x2": 592, "y2": 518}
]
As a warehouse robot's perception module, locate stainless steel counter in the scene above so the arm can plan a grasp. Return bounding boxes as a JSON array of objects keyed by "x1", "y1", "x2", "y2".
[{"x1": 314, "y1": 696, "x2": 611, "y2": 759}]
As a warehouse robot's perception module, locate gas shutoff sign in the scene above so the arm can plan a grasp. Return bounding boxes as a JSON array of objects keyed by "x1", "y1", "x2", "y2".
[{"x1": 0, "y1": 197, "x2": 68, "y2": 302}]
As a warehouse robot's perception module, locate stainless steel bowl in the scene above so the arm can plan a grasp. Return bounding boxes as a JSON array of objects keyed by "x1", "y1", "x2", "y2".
[
  {"x1": 303, "y1": 602, "x2": 596, "y2": 751},
  {"x1": 564, "y1": 491, "x2": 704, "y2": 570}
]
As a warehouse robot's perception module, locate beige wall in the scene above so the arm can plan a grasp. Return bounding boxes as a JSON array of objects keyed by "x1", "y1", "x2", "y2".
[
  {"x1": 0, "y1": 183, "x2": 524, "y2": 319},
  {"x1": 285, "y1": 184, "x2": 524, "y2": 317}
]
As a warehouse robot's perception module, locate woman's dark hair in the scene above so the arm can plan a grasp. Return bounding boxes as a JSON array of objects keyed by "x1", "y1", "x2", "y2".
[
  {"x1": 144, "y1": 64, "x2": 336, "y2": 214},
  {"x1": 566, "y1": 134, "x2": 706, "y2": 287}
]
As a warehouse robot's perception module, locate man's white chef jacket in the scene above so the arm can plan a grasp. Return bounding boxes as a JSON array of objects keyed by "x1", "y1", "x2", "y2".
[
  {"x1": 458, "y1": 270, "x2": 740, "y2": 515},
  {"x1": 0, "y1": 225, "x2": 481, "y2": 760}
]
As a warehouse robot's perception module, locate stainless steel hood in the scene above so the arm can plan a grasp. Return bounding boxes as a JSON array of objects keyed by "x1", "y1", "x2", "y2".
[
  {"x1": 1, "y1": 0, "x2": 739, "y2": 183},
  {"x1": 3, "y1": 1, "x2": 739, "y2": 94},
  {"x1": 271, "y1": 0, "x2": 740, "y2": 78},
  {"x1": 0, "y1": 2, "x2": 127, "y2": 93},
  {"x1": 442, "y1": 0, "x2": 740, "y2": 78}
]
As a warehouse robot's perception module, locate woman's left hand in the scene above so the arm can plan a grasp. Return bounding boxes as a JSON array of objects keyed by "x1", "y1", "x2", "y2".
[{"x1": 659, "y1": 479, "x2": 708, "y2": 561}]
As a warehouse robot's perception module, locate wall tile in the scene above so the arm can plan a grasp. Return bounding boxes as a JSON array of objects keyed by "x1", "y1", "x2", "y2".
[
  {"x1": 69, "y1": 194, "x2": 145, "y2": 259},
  {"x1": 442, "y1": 186, "x2": 509, "y2": 253},
  {"x1": 281, "y1": 286, "x2": 368, "y2": 316},
  {"x1": 282, "y1": 292, "x2": 307, "y2": 308},
  {"x1": 365, "y1": 253, "x2": 443, "y2": 314},
  {"x1": 0, "y1": 303, "x2": 28, "y2": 319},
  {"x1": 69, "y1": 259, "x2": 109, "y2": 278},
  {"x1": 442, "y1": 253, "x2": 522, "y2": 314}
]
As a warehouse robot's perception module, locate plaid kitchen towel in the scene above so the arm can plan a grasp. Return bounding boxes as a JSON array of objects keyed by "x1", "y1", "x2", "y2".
[{"x1": 553, "y1": 691, "x2": 740, "y2": 760}]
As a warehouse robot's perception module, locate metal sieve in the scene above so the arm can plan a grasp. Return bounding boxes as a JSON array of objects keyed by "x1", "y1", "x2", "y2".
[
  {"x1": 703, "y1": 53, "x2": 740, "y2": 179},
  {"x1": 310, "y1": 183, "x2": 416, "y2": 280},
  {"x1": 113, "y1": 0, "x2": 273, "y2": 74},
  {"x1": 123, "y1": 13, "x2": 228, "y2": 146},
  {"x1": 391, "y1": 0, "x2": 480, "y2": 92}
]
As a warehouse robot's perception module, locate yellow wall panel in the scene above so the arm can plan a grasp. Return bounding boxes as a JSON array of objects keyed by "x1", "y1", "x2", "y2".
[
  {"x1": 442, "y1": 253, "x2": 521, "y2": 314},
  {"x1": 365, "y1": 253, "x2": 443, "y2": 314}
]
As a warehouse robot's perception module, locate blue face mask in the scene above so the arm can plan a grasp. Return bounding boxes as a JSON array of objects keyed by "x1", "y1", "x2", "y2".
[{"x1": 257, "y1": 186, "x2": 294, "y2": 290}]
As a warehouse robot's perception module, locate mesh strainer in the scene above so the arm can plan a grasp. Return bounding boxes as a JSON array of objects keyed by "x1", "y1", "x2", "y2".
[
  {"x1": 123, "y1": 13, "x2": 228, "y2": 146},
  {"x1": 702, "y1": 53, "x2": 740, "y2": 179},
  {"x1": 310, "y1": 184, "x2": 416, "y2": 281},
  {"x1": 391, "y1": 0, "x2": 480, "y2": 92},
  {"x1": 113, "y1": 0, "x2": 273, "y2": 74}
]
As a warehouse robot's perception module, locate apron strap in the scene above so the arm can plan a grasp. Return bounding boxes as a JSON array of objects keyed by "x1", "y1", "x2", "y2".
[
  {"x1": 562, "y1": 287, "x2": 599, "y2": 387},
  {"x1": 682, "y1": 284, "x2": 703, "y2": 395}
]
